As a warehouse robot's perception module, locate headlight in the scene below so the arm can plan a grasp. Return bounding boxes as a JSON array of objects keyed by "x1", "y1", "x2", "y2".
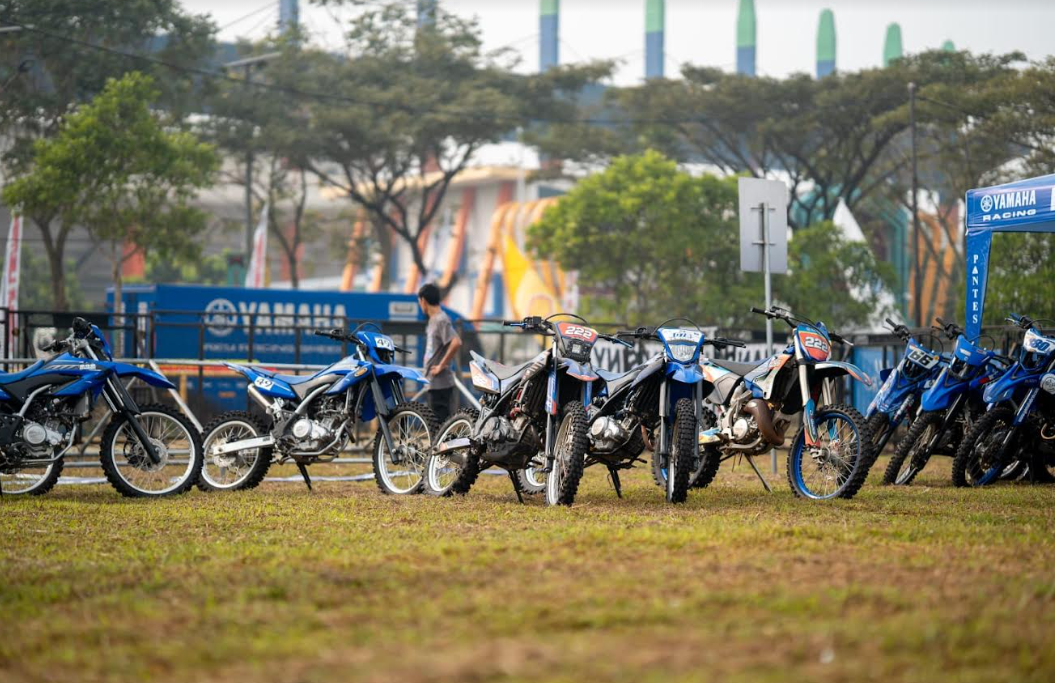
[{"x1": 669, "y1": 343, "x2": 697, "y2": 363}]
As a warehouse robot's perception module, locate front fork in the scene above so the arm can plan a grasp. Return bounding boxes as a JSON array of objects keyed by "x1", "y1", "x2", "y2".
[{"x1": 103, "y1": 378, "x2": 161, "y2": 466}]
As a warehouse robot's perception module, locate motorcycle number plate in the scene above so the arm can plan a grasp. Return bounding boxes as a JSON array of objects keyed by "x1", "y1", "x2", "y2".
[
  {"x1": 907, "y1": 348, "x2": 939, "y2": 369},
  {"x1": 557, "y1": 323, "x2": 598, "y2": 343}
]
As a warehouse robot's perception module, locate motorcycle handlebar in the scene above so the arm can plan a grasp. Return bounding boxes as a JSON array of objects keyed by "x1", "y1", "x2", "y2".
[{"x1": 750, "y1": 307, "x2": 769, "y2": 316}]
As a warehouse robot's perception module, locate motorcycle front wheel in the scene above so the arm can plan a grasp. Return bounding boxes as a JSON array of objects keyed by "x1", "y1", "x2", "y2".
[
  {"x1": 545, "y1": 401, "x2": 588, "y2": 506},
  {"x1": 100, "y1": 404, "x2": 203, "y2": 498},
  {"x1": 372, "y1": 402, "x2": 437, "y2": 495},
  {"x1": 787, "y1": 404, "x2": 872, "y2": 500},
  {"x1": 952, "y1": 407, "x2": 1014, "y2": 487},
  {"x1": 882, "y1": 411, "x2": 942, "y2": 486}
]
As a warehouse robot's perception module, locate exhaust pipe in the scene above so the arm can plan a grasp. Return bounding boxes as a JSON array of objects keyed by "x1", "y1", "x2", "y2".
[
  {"x1": 745, "y1": 399, "x2": 786, "y2": 445},
  {"x1": 247, "y1": 385, "x2": 273, "y2": 411}
]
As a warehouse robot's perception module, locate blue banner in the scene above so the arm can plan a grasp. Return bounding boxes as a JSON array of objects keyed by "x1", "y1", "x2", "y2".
[{"x1": 964, "y1": 174, "x2": 1055, "y2": 339}]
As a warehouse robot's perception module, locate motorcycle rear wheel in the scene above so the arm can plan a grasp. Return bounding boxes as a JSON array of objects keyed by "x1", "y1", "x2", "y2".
[
  {"x1": 424, "y1": 409, "x2": 479, "y2": 497},
  {"x1": 198, "y1": 411, "x2": 273, "y2": 492},
  {"x1": 0, "y1": 458, "x2": 63, "y2": 496}
]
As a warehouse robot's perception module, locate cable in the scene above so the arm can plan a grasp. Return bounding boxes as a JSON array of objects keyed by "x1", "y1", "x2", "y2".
[
  {"x1": 0, "y1": 19, "x2": 710, "y2": 127},
  {"x1": 219, "y1": 2, "x2": 279, "y2": 31}
]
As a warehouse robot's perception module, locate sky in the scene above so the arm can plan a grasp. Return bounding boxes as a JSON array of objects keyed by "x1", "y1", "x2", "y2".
[{"x1": 180, "y1": 0, "x2": 1055, "y2": 83}]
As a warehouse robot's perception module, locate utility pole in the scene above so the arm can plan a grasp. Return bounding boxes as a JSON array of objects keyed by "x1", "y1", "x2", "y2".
[
  {"x1": 909, "y1": 81, "x2": 922, "y2": 327},
  {"x1": 222, "y1": 53, "x2": 280, "y2": 271}
]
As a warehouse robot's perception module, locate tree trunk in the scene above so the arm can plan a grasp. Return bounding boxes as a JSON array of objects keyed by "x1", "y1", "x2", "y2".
[
  {"x1": 36, "y1": 217, "x2": 68, "y2": 312},
  {"x1": 111, "y1": 241, "x2": 123, "y2": 356}
]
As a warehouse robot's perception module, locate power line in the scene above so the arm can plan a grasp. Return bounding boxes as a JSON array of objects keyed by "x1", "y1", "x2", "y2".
[
  {"x1": 0, "y1": 19, "x2": 707, "y2": 128},
  {"x1": 218, "y1": 2, "x2": 279, "y2": 31}
]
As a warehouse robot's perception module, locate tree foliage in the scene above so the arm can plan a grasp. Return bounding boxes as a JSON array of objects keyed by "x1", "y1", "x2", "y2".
[
  {"x1": 0, "y1": 0, "x2": 215, "y2": 309},
  {"x1": 275, "y1": 0, "x2": 610, "y2": 284},
  {"x1": 529, "y1": 152, "x2": 893, "y2": 330},
  {"x1": 2, "y1": 72, "x2": 218, "y2": 315}
]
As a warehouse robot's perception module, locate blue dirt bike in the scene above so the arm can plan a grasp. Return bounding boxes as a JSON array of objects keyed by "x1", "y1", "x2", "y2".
[
  {"x1": 0, "y1": 317, "x2": 202, "y2": 497},
  {"x1": 601, "y1": 320, "x2": 744, "y2": 503},
  {"x1": 699, "y1": 306, "x2": 875, "y2": 500},
  {"x1": 883, "y1": 318, "x2": 1011, "y2": 486},
  {"x1": 952, "y1": 314, "x2": 1055, "y2": 487},
  {"x1": 860, "y1": 318, "x2": 947, "y2": 481},
  {"x1": 201, "y1": 324, "x2": 435, "y2": 494}
]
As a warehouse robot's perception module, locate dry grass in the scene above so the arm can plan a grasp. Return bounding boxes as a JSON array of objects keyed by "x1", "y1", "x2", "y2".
[{"x1": 2, "y1": 457, "x2": 1054, "y2": 683}]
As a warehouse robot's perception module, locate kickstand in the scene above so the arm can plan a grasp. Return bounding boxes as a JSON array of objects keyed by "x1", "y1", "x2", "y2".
[
  {"x1": 608, "y1": 468, "x2": 623, "y2": 498},
  {"x1": 743, "y1": 455, "x2": 773, "y2": 493},
  {"x1": 508, "y1": 470, "x2": 525, "y2": 504},
  {"x1": 295, "y1": 461, "x2": 313, "y2": 491}
]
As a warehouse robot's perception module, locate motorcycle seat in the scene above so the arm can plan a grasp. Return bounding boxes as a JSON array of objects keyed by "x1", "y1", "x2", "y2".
[
  {"x1": 474, "y1": 352, "x2": 534, "y2": 381},
  {"x1": 708, "y1": 359, "x2": 760, "y2": 377},
  {"x1": 0, "y1": 360, "x2": 45, "y2": 385},
  {"x1": 252, "y1": 367, "x2": 320, "y2": 385}
]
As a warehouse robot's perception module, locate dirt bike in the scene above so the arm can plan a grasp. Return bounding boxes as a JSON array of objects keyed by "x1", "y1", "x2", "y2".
[
  {"x1": 883, "y1": 318, "x2": 1010, "y2": 486},
  {"x1": 859, "y1": 318, "x2": 946, "y2": 481},
  {"x1": 423, "y1": 314, "x2": 624, "y2": 506},
  {"x1": 200, "y1": 324, "x2": 435, "y2": 494},
  {"x1": 698, "y1": 306, "x2": 875, "y2": 500},
  {"x1": 0, "y1": 317, "x2": 202, "y2": 498},
  {"x1": 604, "y1": 321, "x2": 744, "y2": 503},
  {"x1": 952, "y1": 313, "x2": 1055, "y2": 487}
]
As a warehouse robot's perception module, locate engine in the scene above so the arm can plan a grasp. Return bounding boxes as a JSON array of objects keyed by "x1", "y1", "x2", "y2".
[
  {"x1": 589, "y1": 414, "x2": 635, "y2": 453},
  {"x1": 479, "y1": 413, "x2": 538, "y2": 465},
  {"x1": 274, "y1": 396, "x2": 347, "y2": 456},
  {"x1": 0, "y1": 408, "x2": 74, "y2": 470},
  {"x1": 716, "y1": 387, "x2": 788, "y2": 455}
]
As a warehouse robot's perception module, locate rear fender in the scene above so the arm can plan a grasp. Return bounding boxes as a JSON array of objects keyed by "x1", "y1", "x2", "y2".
[{"x1": 223, "y1": 362, "x2": 298, "y2": 401}]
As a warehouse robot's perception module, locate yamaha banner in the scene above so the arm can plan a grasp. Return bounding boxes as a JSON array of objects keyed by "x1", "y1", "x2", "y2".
[{"x1": 964, "y1": 174, "x2": 1055, "y2": 339}]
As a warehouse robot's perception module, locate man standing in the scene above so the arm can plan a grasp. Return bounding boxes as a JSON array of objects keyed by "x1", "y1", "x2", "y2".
[{"x1": 418, "y1": 283, "x2": 462, "y2": 422}]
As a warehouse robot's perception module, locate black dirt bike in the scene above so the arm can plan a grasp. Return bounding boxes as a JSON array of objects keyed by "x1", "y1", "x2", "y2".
[{"x1": 422, "y1": 314, "x2": 624, "y2": 506}]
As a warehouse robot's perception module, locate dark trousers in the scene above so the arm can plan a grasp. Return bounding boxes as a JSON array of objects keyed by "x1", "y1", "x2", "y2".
[{"x1": 427, "y1": 387, "x2": 455, "y2": 423}]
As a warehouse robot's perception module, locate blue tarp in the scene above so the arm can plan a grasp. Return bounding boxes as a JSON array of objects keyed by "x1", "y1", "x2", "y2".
[{"x1": 964, "y1": 174, "x2": 1055, "y2": 338}]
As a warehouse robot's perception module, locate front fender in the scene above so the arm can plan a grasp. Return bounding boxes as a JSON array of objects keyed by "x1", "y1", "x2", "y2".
[
  {"x1": 813, "y1": 361, "x2": 873, "y2": 387},
  {"x1": 112, "y1": 362, "x2": 176, "y2": 390},
  {"x1": 559, "y1": 358, "x2": 598, "y2": 382},
  {"x1": 666, "y1": 362, "x2": 703, "y2": 384}
]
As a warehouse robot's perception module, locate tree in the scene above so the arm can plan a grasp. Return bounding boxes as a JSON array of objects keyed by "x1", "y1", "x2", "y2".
[
  {"x1": 0, "y1": 0, "x2": 215, "y2": 309},
  {"x1": 2, "y1": 73, "x2": 218, "y2": 327},
  {"x1": 204, "y1": 38, "x2": 321, "y2": 288},
  {"x1": 529, "y1": 152, "x2": 892, "y2": 330},
  {"x1": 280, "y1": 1, "x2": 610, "y2": 286}
]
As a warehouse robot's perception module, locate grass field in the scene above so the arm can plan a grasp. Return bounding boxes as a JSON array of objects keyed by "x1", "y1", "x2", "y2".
[{"x1": 2, "y1": 456, "x2": 1054, "y2": 683}]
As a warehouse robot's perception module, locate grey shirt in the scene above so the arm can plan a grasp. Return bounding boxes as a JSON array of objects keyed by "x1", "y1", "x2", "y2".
[{"x1": 423, "y1": 310, "x2": 458, "y2": 390}]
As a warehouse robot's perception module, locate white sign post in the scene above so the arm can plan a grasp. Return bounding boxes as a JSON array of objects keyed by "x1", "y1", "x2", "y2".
[{"x1": 738, "y1": 178, "x2": 789, "y2": 474}]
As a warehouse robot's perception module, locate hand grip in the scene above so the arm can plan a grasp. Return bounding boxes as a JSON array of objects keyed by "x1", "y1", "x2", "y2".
[{"x1": 751, "y1": 307, "x2": 767, "y2": 315}]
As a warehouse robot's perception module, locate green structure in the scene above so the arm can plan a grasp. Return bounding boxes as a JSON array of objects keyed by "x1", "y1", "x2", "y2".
[
  {"x1": 645, "y1": 0, "x2": 665, "y2": 79},
  {"x1": 883, "y1": 23, "x2": 903, "y2": 66},
  {"x1": 736, "y1": 0, "x2": 756, "y2": 76},
  {"x1": 942, "y1": 39, "x2": 956, "y2": 52},
  {"x1": 816, "y1": 9, "x2": 836, "y2": 78}
]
